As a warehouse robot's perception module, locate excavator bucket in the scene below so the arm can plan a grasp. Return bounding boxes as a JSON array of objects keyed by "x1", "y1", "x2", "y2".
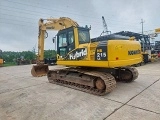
[{"x1": 31, "y1": 64, "x2": 49, "y2": 77}]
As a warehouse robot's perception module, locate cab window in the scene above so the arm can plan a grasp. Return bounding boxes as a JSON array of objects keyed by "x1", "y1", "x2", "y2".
[
  {"x1": 58, "y1": 33, "x2": 67, "y2": 47},
  {"x1": 78, "y1": 30, "x2": 90, "y2": 44},
  {"x1": 68, "y1": 31, "x2": 74, "y2": 44},
  {"x1": 59, "y1": 48, "x2": 67, "y2": 57}
]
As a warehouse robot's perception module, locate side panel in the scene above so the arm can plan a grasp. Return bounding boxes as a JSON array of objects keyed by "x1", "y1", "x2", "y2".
[
  {"x1": 107, "y1": 40, "x2": 142, "y2": 67},
  {"x1": 57, "y1": 60, "x2": 109, "y2": 67}
]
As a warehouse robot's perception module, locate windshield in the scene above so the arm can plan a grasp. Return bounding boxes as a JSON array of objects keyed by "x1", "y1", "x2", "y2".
[{"x1": 78, "y1": 29, "x2": 90, "y2": 44}]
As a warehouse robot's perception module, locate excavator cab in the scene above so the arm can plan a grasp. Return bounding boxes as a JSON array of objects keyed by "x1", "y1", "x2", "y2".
[{"x1": 56, "y1": 26, "x2": 90, "y2": 60}]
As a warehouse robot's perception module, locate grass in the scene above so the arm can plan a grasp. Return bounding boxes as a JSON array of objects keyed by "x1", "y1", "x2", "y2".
[{"x1": 2, "y1": 62, "x2": 17, "y2": 67}]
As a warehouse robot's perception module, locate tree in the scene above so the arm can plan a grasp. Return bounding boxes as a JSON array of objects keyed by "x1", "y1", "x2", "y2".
[
  {"x1": 44, "y1": 50, "x2": 56, "y2": 58},
  {"x1": 2, "y1": 50, "x2": 56, "y2": 63}
]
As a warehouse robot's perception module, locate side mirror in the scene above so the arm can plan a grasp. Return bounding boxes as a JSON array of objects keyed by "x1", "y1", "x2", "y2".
[{"x1": 52, "y1": 37, "x2": 56, "y2": 43}]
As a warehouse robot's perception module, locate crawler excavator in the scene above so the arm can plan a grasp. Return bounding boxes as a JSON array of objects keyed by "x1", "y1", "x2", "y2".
[
  {"x1": 0, "y1": 49, "x2": 3, "y2": 66},
  {"x1": 31, "y1": 17, "x2": 142, "y2": 95}
]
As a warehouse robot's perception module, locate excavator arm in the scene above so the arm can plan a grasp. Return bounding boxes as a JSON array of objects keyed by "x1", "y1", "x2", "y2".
[
  {"x1": 38, "y1": 17, "x2": 79, "y2": 62},
  {"x1": 31, "y1": 17, "x2": 79, "y2": 77}
]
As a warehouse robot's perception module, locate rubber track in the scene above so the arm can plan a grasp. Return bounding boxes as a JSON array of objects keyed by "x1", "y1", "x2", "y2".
[{"x1": 48, "y1": 69, "x2": 116, "y2": 96}]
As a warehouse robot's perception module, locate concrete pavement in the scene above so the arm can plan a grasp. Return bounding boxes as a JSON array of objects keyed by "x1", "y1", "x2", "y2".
[{"x1": 0, "y1": 62, "x2": 160, "y2": 120}]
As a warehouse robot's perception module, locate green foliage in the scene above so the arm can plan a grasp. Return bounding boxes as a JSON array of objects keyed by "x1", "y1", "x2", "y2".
[
  {"x1": 2, "y1": 51, "x2": 36, "y2": 62},
  {"x1": 44, "y1": 50, "x2": 57, "y2": 58},
  {"x1": 3, "y1": 62, "x2": 16, "y2": 67},
  {"x1": 2, "y1": 50, "x2": 56, "y2": 63},
  {"x1": 2, "y1": 51, "x2": 18, "y2": 63}
]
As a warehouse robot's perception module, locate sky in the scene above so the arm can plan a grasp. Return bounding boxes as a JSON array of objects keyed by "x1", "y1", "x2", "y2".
[{"x1": 0, "y1": 0, "x2": 160, "y2": 52}]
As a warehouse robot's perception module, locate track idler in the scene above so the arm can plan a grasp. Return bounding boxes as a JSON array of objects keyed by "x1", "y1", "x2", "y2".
[
  {"x1": 118, "y1": 67, "x2": 138, "y2": 82},
  {"x1": 31, "y1": 64, "x2": 49, "y2": 77}
]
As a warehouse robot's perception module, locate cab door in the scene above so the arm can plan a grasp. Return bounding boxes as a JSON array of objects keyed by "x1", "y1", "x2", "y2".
[
  {"x1": 67, "y1": 30, "x2": 75, "y2": 53},
  {"x1": 57, "y1": 28, "x2": 75, "y2": 59}
]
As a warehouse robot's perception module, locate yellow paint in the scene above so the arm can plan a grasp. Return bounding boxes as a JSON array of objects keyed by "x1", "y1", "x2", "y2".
[
  {"x1": 108, "y1": 40, "x2": 141, "y2": 62},
  {"x1": 0, "y1": 59, "x2": 3, "y2": 65},
  {"x1": 57, "y1": 31, "x2": 142, "y2": 68},
  {"x1": 36, "y1": 17, "x2": 143, "y2": 68},
  {"x1": 57, "y1": 57, "x2": 141, "y2": 68},
  {"x1": 155, "y1": 28, "x2": 160, "y2": 33},
  {"x1": 97, "y1": 49, "x2": 102, "y2": 52},
  {"x1": 73, "y1": 28, "x2": 79, "y2": 48}
]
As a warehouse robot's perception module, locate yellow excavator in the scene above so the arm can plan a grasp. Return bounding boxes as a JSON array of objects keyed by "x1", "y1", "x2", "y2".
[
  {"x1": 31, "y1": 17, "x2": 142, "y2": 95},
  {"x1": 0, "y1": 59, "x2": 3, "y2": 66},
  {"x1": 0, "y1": 49, "x2": 3, "y2": 66}
]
